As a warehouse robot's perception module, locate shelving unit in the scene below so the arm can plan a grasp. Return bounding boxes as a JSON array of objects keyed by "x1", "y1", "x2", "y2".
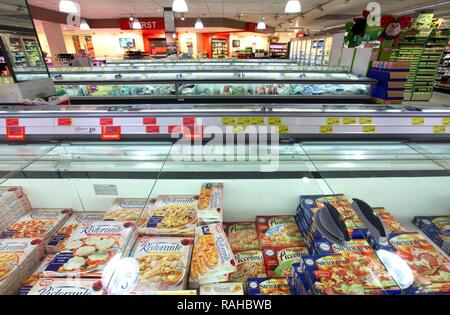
[
  {"x1": 211, "y1": 39, "x2": 228, "y2": 59},
  {"x1": 435, "y1": 38, "x2": 450, "y2": 93}
]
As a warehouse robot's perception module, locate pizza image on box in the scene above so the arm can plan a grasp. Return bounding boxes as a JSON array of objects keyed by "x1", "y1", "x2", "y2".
[
  {"x1": 197, "y1": 183, "x2": 223, "y2": 225},
  {"x1": 229, "y1": 250, "x2": 267, "y2": 284},
  {"x1": 131, "y1": 236, "x2": 193, "y2": 292},
  {"x1": 224, "y1": 222, "x2": 261, "y2": 252},
  {"x1": 0, "y1": 252, "x2": 19, "y2": 281},
  {"x1": 18, "y1": 255, "x2": 55, "y2": 295},
  {"x1": 256, "y1": 216, "x2": 305, "y2": 247},
  {"x1": 247, "y1": 277, "x2": 291, "y2": 295},
  {"x1": 103, "y1": 198, "x2": 148, "y2": 222},
  {"x1": 263, "y1": 246, "x2": 309, "y2": 277},
  {"x1": 373, "y1": 207, "x2": 408, "y2": 234}
]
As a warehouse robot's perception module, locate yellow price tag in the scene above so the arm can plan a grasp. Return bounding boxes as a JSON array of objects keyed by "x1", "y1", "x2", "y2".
[
  {"x1": 276, "y1": 125, "x2": 289, "y2": 133},
  {"x1": 326, "y1": 117, "x2": 340, "y2": 125},
  {"x1": 343, "y1": 117, "x2": 356, "y2": 125},
  {"x1": 250, "y1": 117, "x2": 265, "y2": 125},
  {"x1": 442, "y1": 118, "x2": 450, "y2": 125},
  {"x1": 433, "y1": 126, "x2": 446, "y2": 133},
  {"x1": 412, "y1": 117, "x2": 425, "y2": 125},
  {"x1": 268, "y1": 117, "x2": 282, "y2": 125},
  {"x1": 359, "y1": 117, "x2": 373, "y2": 124},
  {"x1": 222, "y1": 117, "x2": 236, "y2": 125},
  {"x1": 233, "y1": 125, "x2": 246, "y2": 133},
  {"x1": 362, "y1": 125, "x2": 376, "y2": 133},
  {"x1": 237, "y1": 117, "x2": 251, "y2": 125},
  {"x1": 320, "y1": 125, "x2": 333, "y2": 133}
]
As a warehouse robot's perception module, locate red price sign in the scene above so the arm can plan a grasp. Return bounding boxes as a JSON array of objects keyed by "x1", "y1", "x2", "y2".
[
  {"x1": 183, "y1": 117, "x2": 196, "y2": 126},
  {"x1": 101, "y1": 126, "x2": 121, "y2": 141},
  {"x1": 57, "y1": 118, "x2": 72, "y2": 126},
  {"x1": 168, "y1": 125, "x2": 203, "y2": 140},
  {"x1": 6, "y1": 126, "x2": 25, "y2": 141},
  {"x1": 143, "y1": 117, "x2": 157, "y2": 125},
  {"x1": 146, "y1": 126, "x2": 160, "y2": 133},
  {"x1": 100, "y1": 117, "x2": 114, "y2": 126},
  {"x1": 6, "y1": 118, "x2": 19, "y2": 126}
]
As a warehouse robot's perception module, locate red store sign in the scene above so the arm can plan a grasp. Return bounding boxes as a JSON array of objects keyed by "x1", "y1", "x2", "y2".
[{"x1": 119, "y1": 18, "x2": 165, "y2": 30}]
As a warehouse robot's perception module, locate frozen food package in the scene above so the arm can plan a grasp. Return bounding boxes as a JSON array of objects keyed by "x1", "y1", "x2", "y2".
[
  {"x1": 17, "y1": 254, "x2": 55, "y2": 295},
  {"x1": 0, "y1": 208, "x2": 72, "y2": 242},
  {"x1": 229, "y1": 250, "x2": 267, "y2": 286},
  {"x1": 46, "y1": 212, "x2": 105, "y2": 254},
  {"x1": 43, "y1": 221, "x2": 137, "y2": 278},
  {"x1": 140, "y1": 195, "x2": 198, "y2": 236},
  {"x1": 385, "y1": 232, "x2": 450, "y2": 294},
  {"x1": 197, "y1": 183, "x2": 224, "y2": 225},
  {"x1": 27, "y1": 278, "x2": 105, "y2": 295},
  {"x1": 223, "y1": 221, "x2": 261, "y2": 252},
  {"x1": 0, "y1": 186, "x2": 31, "y2": 233},
  {"x1": 247, "y1": 277, "x2": 292, "y2": 295},
  {"x1": 0, "y1": 238, "x2": 45, "y2": 295},
  {"x1": 137, "y1": 198, "x2": 156, "y2": 234},
  {"x1": 290, "y1": 263, "x2": 310, "y2": 295},
  {"x1": 131, "y1": 236, "x2": 193, "y2": 293},
  {"x1": 131, "y1": 290, "x2": 197, "y2": 295},
  {"x1": 200, "y1": 282, "x2": 244, "y2": 295},
  {"x1": 373, "y1": 207, "x2": 408, "y2": 234},
  {"x1": 103, "y1": 198, "x2": 148, "y2": 222},
  {"x1": 256, "y1": 215, "x2": 305, "y2": 247},
  {"x1": 263, "y1": 246, "x2": 309, "y2": 277},
  {"x1": 413, "y1": 216, "x2": 450, "y2": 255}
]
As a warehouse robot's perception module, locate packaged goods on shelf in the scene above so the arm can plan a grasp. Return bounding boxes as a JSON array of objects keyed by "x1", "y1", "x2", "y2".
[
  {"x1": 197, "y1": 183, "x2": 224, "y2": 225},
  {"x1": 43, "y1": 221, "x2": 137, "y2": 278},
  {"x1": 130, "y1": 236, "x2": 193, "y2": 293},
  {"x1": 290, "y1": 263, "x2": 310, "y2": 295},
  {"x1": 27, "y1": 278, "x2": 105, "y2": 295},
  {"x1": 17, "y1": 255, "x2": 54, "y2": 295},
  {"x1": 223, "y1": 222, "x2": 261, "y2": 252},
  {"x1": 229, "y1": 250, "x2": 267, "y2": 289},
  {"x1": 0, "y1": 238, "x2": 45, "y2": 295},
  {"x1": 247, "y1": 277, "x2": 292, "y2": 295},
  {"x1": 189, "y1": 223, "x2": 236, "y2": 288},
  {"x1": 256, "y1": 215, "x2": 305, "y2": 248},
  {"x1": 140, "y1": 195, "x2": 198, "y2": 237},
  {"x1": 0, "y1": 186, "x2": 32, "y2": 233},
  {"x1": 0, "y1": 208, "x2": 72, "y2": 242},
  {"x1": 263, "y1": 246, "x2": 309, "y2": 277},
  {"x1": 199, "y1": 282, "x2": 244, "y2": 295},
  {"x1": 413, "y1": 216, "x2": 450, "y2": 255},
  {"x1": 132, "y1": 290, "x2": 197, "y2": 295},
  {"x1": 383, "y1": 232, "x2": 450, "y2": 294},
  {"x1": 103, "y1": 198, "x2": 149, "y2": 222},
  {"x1": 46, "y1": 212, "x2": 105, "y2": 254},
  {"x1": 374, "y1": 207, "x2": 408, "y2": 234}
]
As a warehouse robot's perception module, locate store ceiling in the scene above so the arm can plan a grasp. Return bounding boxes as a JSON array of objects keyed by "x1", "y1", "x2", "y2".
[{"x1": 26, "y1": 0, "x2": 450, "y2": 32}]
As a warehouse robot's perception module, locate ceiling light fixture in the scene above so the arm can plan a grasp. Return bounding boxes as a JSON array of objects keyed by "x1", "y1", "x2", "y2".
[
  {"x1": 80, "y1": 19, "x2": 90, "y2": 30},
  {"x1": 172, "y1": 0, "x2": 188, "y2": 13},
  {"x1": 195, "y1": 18, "x2": 204, "y2": 29},
  {"x1": 257, "y1": 0, "x2": 266, "y2": 30},
  {"x1": 285, "y1": 0, "x2": 301, "y2": 14},
  {"x1": 59, "y1": 0, "x2": 79, "y2": 14},
  {"x1": 132, "y1": 18, "x2": 142, "y2": 29},
  {"x1": 129, "y1": 16, "x2": 134, "y2": 21},
  {"x1": 181, "y1": 13, "x2": 185, "y2": 20}
]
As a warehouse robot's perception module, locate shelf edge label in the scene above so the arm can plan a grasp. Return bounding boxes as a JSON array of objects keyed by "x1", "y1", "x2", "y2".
[{"x1": 6, "y1": 126, "x2": 25, "y2": 141}]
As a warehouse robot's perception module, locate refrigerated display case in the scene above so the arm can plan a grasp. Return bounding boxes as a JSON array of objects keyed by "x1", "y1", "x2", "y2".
[{"x1": 291, "y1": 36, "x2": 333, "y2": 66}]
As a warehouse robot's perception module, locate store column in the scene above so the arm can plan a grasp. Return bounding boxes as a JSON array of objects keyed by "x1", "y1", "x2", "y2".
[{"x1": 41, "y1": 21, "x2": 68, "y2": 61}]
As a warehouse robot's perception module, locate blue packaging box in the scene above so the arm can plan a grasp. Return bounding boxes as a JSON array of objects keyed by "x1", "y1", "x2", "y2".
[{"x1": 247, "y1": 277, "x2": 292, "y2": 295}]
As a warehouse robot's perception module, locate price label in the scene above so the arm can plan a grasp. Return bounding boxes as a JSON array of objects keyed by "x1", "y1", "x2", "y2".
[
  {"x1": 222, "y1": 117, "x2": 236, "y2": 125},
  {"x1": 343, "y1": 117, "x2": 356, "y2": 125},
  {"x1": 326, "y1": 117, "x2": 340, "y2": 125},
  {"x1": 412, "y1": 117, "x2": 425, "y2": 125},
  {"x1": 5, "y1": 118, "x2": 19, "y2": 126},
  {"x1": 442, "y1": 118, "x2": 450, "y2": 125},
  {"x1": 268, "y1": 117, "x2": 282, "y2": 125},
  {"x1": 359, "y1": 117, "x2": 373, "y2": 124},
  {"x1": 57, "y1": 118, "x2": 72, "y2": 126},
  {"x1": 143, "y1": 117, "x2": 157, "y2": 125},
  {"x1": 237, "y1": 117, "x2": 251, "y2": 125},
  {"x1": 183, "y1": 117, "x2": 196, "y2": 126},
  {"x1": 320, "y1": 125, "x2": 333, "y2": 133},
  {"x1": 100, "y1": 117, "x2": 114, "y2": 126},
  {"x1": 233, "y1": 125, "x2": 246, "y2": 133},
  {"x1": 101, "y1": 126, "x2": 120, "y2": 141},
  {"x1": 250, "y1": 117, "x2": 265, "y2": 125},
  {"x1": 6, "y1": 126, "x2": 25, "y2": 141},
  {"x1": 362, "y1": 125, "x2": 376, "y2": 133},
  {"x1": 433, "y1": 126, "x2": 446, "y2": 133},
  {"x1": 276, "y1": 125, "x2": 289, "y2": 133},
  {"x1": 168, "y1": 125, "x2": 182, "y2": 134},
  {"x1": 146, "y1": 126, "x2": 160, "y2": 133}
]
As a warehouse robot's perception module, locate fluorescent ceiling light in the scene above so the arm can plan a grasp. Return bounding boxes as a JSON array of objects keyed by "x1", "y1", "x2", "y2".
[
  {"x1": 285, "y1": 0, "x2": 301, "y2": 13},
  {"x1": 132, "y1": 19, "x2": 142, "y2": 30},
  {"x1": 59, "y1": 0, "x2": 79, "y2": 14},
  {"x1": 173, "y1": 0, "x2": 188, "y2": 12},
  {"x1": 195, "y1": 18, "x2": 204, "y2": 29},
  {"x1": 257, "y1": 19, "x2": 266, "y2": 30},
  {"x1": 80, "y1": 19, "x2": 90, "y2": 30}
]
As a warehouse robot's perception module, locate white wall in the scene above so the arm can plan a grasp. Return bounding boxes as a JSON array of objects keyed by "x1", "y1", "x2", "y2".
[
  {"x1": 178, "y1": 32, "x2": 198, "y2": 57},
  {"x1": 229, "y1": 33, "x2": 269, "y2": 54}
]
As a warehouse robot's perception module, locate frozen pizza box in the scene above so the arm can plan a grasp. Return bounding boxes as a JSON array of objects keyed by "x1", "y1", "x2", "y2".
[
  {"x1": 17, "y1": 254, "x2": 54, "y2": 295},
  {"x1": 263, "y1": 246, "x2": 309, "y2": 278},
  {"x1": 302, "y1": 254, "x2": 401, "y2": 295},
  {"x1": 413, "y1": 216, "x2": 450, "y2": 255},
  {"x1": 140, "y1": 195, "x2": 198, "y2": 237},
  {"x1": 229, "y1": 250, "x2": 267, "y2": 287},
  {"x1": 132, "y1": 290, "x2": 197, "y2": 295},
  {"x1": 43, "y1": 221, "x2": 137, "y2": 278},
  {"x1": 247, "y1": 277, "x2": 292, "y2": 295},
  {"x1": 374, "y1": 207, "x2": 408, "y2": 234},
  {"x1": 0, "y1": 238, "x2": 45, "y2": 295},
  {"x1": 131, "y1": 236, "x2": 193, "y2": 293},
  {"x1": 256, "y1": 215, "x2": 305, "y2": 247},
  {"x1": 46, "y1": 212, "x2": 105, "y2": 254},
  {"x1": 291, "y1": 263, "x2": 310, "y2": 295},
  {"x1": 384, "y1": 232, "x2": 450, "y2": 294},
  {"x1": 27, "y1": 278, "x2": 105, "y2": 295},
  {"x1": 223, "y1": 221, "x2": 261, "y2": 252},
  {"x1": 200, "y1": 282, "x2": 244, "y2": 295},
  {"x1": 197, "y1": 183, "x2": 224, "y2": 225},
  {"x1": 103, "y1": 198, "x2": 149, "y2": 222},
  {"x1": 0, "y1": 208, "x2": 72, "y2": 242}
]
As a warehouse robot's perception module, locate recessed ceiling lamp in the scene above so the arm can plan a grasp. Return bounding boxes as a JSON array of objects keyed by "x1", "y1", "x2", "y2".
[
  {"x1": 80, "y1": 19, "x2": 90, "y2": 30},
  {"x1": 132, "y1": 18, "x2": 142, "y2": 29},
  {"x1": 59, "y1": 0, "x2": 79, "y2": 14},
  {"x1": 285, "y1": 0, "x2": 301, "y2": 14},
  {"x1": 172, "y1": 0, "x2": 188, "y2": 12}
]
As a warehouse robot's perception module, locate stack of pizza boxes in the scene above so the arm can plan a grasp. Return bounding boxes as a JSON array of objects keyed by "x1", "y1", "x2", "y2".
[{"x1": 0, "y1": 186, "x2": 31, "y2": 233}]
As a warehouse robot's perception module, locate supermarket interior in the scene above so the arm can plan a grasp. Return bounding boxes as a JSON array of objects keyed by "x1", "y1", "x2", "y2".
[{"x1": 0, "y1": 0, "x2": 449, "y2": 298}]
